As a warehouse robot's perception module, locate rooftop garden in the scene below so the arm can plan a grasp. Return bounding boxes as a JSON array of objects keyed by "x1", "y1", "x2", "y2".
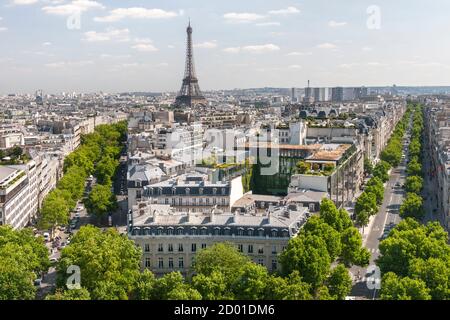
[
  {"x1": 0, "y1": 146, "x2": 31, "y2": 165},
  {"x1": 0, "y1": 171, "x2": 26, "y2": 190},
  {"x1": 295, "y1": 160, "x2": 336, "y2": 177}
]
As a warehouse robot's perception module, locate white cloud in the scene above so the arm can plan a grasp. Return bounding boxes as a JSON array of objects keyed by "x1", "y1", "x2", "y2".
[
  {"x1": 328, "y1": 20, "x2": 347, "y2": 28},
  {"x1": 288, "y1": 65, "x2": 302, "y2": 69},
  {"x1": 194, "y1": 40, "x2": 218, "y2": 49},
  {"x1": 268, "y1": 7, "x2": 300, "y2": 16},
  {"x1": 223, "y1": 12, "x2": 266, "y2": 23},
  {"x1": 42, "y1": 42, "x2": 52, "y2": 46},
  {"x1": 42, "y1": 0, "x2": 104, "y2": 16},
  {"x1": 255, "y1": 22, "x2": 280, "y2": 27},
  {"x1": 0, "y1": 27, "x2": 8, "y2": 32},
  {"x1": 362, "y1": 46, "x2": 373, "y2": 51},
  {"x1": 11, "y1": 0, "x2": 39, "y2": 5},
  {"x1": 223, "y1": 47, "x2": 241, "y2": 54},
  {"x1": 167, "y1": 45, "x2": 175, "y2": 49},
  {"x1": 83, "y1": 28, "x2": 130, "y2": 42},
  {"x1": 132, "y1": 43, "x2": 158, "y2": 52},
  {"x1": 45, "y1": 60, "x2": 94, "y2": 68},
  {"x1": 243, "y1": 44, "x2": 280, "y2": 53},
  {"x1": 224, "y1": 44, "x2": 280, "y2": 54},
  {"x1": 286, "y1": 51, "x2": 312, "y2": 56},
  {"x1": 317, "y1": 43, "x2": 337, "y2": 49},
  {"x1": 94, "y1": 7, "x2": 179, "y2": 22}
]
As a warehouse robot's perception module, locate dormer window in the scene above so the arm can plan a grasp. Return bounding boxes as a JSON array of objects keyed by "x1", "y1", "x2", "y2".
[
  {"x1": 185, "y1": 188, "x2": 190, "y2": 195},
  {"x1": 213, "y1": 188, "x2": 217, "y2": 195},
  {"x1": 221, "y1": 188, "x2": 226, "y2": 195},
  {"x1": 199, "y1": 188, "x2": 203, "y2": 195},
  {"x1": 172, "y1": 187, "x2": 176, "y2": 195}
]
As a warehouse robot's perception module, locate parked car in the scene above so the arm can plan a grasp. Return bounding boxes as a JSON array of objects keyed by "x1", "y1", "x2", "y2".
[
  {"x1": 43, "y1": 232, "x2": 50, "y2": 242},
  {"x1": 34, "y1": 278, "x2": 42, "y2": 286}
]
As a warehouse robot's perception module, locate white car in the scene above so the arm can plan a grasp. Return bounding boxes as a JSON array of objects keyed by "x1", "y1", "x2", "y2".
[{"x1": 43, "y1": 232, "x2": 50, "y2": 241}]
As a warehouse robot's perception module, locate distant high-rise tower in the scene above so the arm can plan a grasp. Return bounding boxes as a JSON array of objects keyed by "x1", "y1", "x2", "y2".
[{"x1": 175, "y1": 21, "x2": 207, "y2": 108}]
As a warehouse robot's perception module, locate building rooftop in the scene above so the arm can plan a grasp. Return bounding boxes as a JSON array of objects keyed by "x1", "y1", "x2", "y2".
[
  {"x1": 131, "y1": 203, "x2": 310, "y2": 235},
  {"x1": 0, "y1": 166, "x2": 17, "y2": 183}
]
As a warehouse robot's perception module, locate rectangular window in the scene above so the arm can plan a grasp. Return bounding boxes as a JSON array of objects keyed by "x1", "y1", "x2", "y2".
[
  {"x1": 168, "y1": 258, "x2": 174, "y2": 269},
  {"x1": 258, "y1": 259, "x2": 264, "y2": 266},
  {"x1": 201, "y1": 243, "x2": 207, "y2": 249},
  {"x1": 158, "y1": 244, "x2": 163, "y2": 252},
  {"x1": 158, "y1": 258, "x2": 164, "y2": 269},
  {"x1": 191, "y1": 243, "x2": 197, "y2": 252},
  {"x1": 168, "y1": 244, "x2": 173, "y2": 252},
  {"x1": 238, "y1": 244, "x2": 243, "y2": 253},
  {"x1": 272, "y1": 259, "x2": 277, "y2": 271},
  {"x1": 258, "y1": 246, "x2": 264, "y2": 254},
  {"x1": 144, "y1": 244, "x2": 150, "y2": 253},
  {"x1": 179, "y1": 257, "x2": 184, "y2": 269},
  {"x1": 178, "y1": 243, "x2": 184, "y2": 252},
  {"x1": 145, "y1": 257, "x2": 151, "y2": 268},
  {"x1": 272, "y1": 246, "x2": 277, "y2": 254},
  {"x1": 248, "y1": 245, "x2": 253, "y2": 254}
]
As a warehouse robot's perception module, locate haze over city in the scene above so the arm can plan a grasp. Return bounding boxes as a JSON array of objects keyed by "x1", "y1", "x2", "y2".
[{"x1": 1, "y1": 0, "x2": 450, "y2": 93}]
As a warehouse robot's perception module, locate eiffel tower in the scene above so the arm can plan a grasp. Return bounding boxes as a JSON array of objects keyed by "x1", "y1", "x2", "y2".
[{"x1": 174, "y1": 21, "x2": 208, "y2": 108}]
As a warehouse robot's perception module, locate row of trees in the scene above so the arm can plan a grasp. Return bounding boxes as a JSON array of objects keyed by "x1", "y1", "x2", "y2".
[
  {"x1": 376, "y1": 104, "x2": 450, "y2": 300},
  {"x1": 46, "y1": 199, "x2": 368, "y2": 300},
  {"x1": 0, "y1": 226, "x2": 49, "y2": 299},
  {"x1": 355, "y1": 106, "x2": 413, "y2": 228},
  {"x1": 38, "y1": 121, "x2": 127, "y2": 231},
  {"x1": 380, "y1": 106, "x2": 410, "y2": 168},
  {"x1": 400, "y1": 105, "x2": 425, "y2": 220},
  {"x1": 378, "y1": 218, "x2": 450, "y2": 300}
]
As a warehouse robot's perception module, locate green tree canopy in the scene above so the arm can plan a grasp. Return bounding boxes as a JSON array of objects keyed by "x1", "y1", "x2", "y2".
[
  {"x1": 326, "y1": 264, "x2": 353, "y2": 300},
  {"x1": 405, "y1": 175, "x2": 423, "y2": 194},
  {"x1": 56, "y1": 226, "x2": 141, "y2": 300},
  {"x1": 86, "y1": 184, "x2": 117, "y2": 217},
  {"x1": 380, "y1": 272, "x2": 431, "y2": 300},
  {"x1": 399, "y1": 193, "x2": 424, "y2": 220},
  {"x1": 0, "y1": 226, "x2": 49, "y2": 300}
]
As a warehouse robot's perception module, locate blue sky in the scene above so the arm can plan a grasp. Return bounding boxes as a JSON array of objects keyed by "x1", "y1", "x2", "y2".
[{"x1": 1, "y1": 0, "x2": 450, "y2": 94}]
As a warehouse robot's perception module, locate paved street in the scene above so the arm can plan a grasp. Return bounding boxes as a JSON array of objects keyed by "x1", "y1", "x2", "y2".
[{"x1": 349, "y1": 127, "x2": 411, "y2": 299}]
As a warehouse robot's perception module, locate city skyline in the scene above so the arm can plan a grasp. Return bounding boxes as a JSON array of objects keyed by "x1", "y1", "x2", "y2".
[{"x1": 1, "y1": 0, "x2": 450, "y2": 94}]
